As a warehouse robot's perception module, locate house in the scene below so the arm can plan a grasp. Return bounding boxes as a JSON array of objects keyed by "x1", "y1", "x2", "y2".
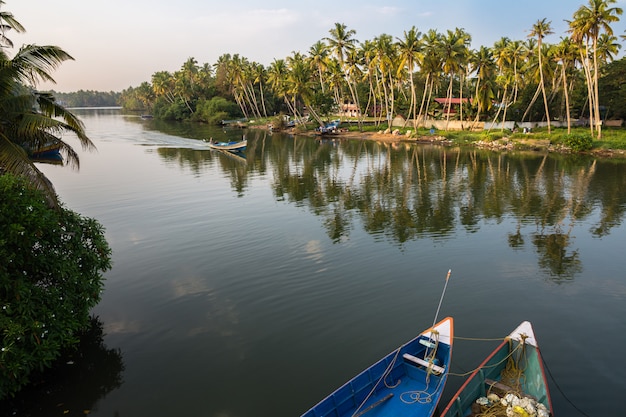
[
  {"x1": 433, "y1": 97, "x2": 471, "y2": 116},
  {"x1": 338, "y1": 102, "x2": 361, "y2": 118}
]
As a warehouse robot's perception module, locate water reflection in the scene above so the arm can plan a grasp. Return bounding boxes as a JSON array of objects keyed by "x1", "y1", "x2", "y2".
[
  {"x1": 4, "y1": 317, "x2": 124, "y2": 416},
  {"x1": 148, "y1": 128, "x2": 626, "y2": 281}
]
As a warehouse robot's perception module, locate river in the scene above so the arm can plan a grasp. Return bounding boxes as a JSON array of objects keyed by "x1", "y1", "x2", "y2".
[{"x1": 6, "y1": 108, "x2": 626, "y2": 416}]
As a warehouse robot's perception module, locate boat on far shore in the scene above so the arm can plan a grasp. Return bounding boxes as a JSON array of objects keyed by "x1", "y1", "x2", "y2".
[{"x1": 315, "y1": 119, "x2": 341, "y2": 135}]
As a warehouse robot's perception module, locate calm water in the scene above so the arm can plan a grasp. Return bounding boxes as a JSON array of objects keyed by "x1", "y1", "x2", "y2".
[{"x1": 7, "y1": 108, "x2": 626, "y2": 416}]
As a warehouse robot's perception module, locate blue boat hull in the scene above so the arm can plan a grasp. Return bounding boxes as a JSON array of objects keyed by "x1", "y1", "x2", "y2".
[{"x1": 301, "y1": 317, "x2": 453, "y2": 417}]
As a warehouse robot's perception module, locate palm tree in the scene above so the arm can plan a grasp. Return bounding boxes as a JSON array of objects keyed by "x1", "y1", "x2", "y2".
[
  {"x1": 0, "y1": 44, "x2": 95, "y2": 207},
  {"x1": 251, "y1": 62, "x2": 268, "y2": 118},
  {"x1": 325, "y1": 23, "x2": 362, "y2": 129},
  {"x1": 418, "y1": 29, "x2": 443, "y2": 127},
  {"x1": 308, "y1": 40, "x2": 329, "y2": 93},
  {"x1": 0, "y1": 1, "x2": 24, "y2": 48},
  {"x1": 359, "y1": 40, "x2": 379, "y2": 122},
  {"x1": 470, "y1": 46, "x2": 496, "y2": 123},
  {"x1": 440, "y1": 28, "x2": 471, "y2": 129},
  {"x1": 152, "y1": 71, "x2": 176, "y2": 103},
  {"x1": 569, "y1": 0, "x2": 623, "y2": 139},
  {"x1": 529, "y1": 18, "x2": 554, "y2": 133},
  {"x1": 396, "y1": 26, "x2": 423, "y2": 129},
  {"x1": 371, "y1": 34, "x2": 398, "y2": 128},
  {"x1": 553, "y1": 37, "x2": 578, "y2": 133}
]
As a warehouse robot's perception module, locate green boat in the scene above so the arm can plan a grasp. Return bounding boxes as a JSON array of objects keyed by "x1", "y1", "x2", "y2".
[{"x1": 440, "y1": 321, "x2": 552, "y2": 417}]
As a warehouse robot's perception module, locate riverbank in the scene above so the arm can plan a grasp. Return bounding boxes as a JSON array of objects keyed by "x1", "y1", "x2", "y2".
[{"x1": 256, "y1": 124, "x2": 626, "y2": 158}]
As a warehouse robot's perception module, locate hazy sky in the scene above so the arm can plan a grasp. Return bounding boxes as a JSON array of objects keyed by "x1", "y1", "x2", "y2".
[{"x1": 7, "y1": 0, "x2": 626, "y2": 92}]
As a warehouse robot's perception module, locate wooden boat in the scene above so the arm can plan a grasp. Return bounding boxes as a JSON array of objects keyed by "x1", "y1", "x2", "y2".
[
  {"x1": 206, "y1": 139, "x2": 247, "y2": 152},
  {"x1": 22, "y1": 141, "x2": 62, "y2": 161},
  {"x1": 301, "y1": 317, "x2": 453, "y2": 417},
  {"x1": 440, "y1": 321, "x2": 552, "y2": 417},
  {"x1": 315, "y1": 119, "x2": 341, "y2": 135}
]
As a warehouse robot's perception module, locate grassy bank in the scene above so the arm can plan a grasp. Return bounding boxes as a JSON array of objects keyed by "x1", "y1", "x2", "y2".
[{"x1": 249, "y1": 116, "x2": 626, "y2": 156}]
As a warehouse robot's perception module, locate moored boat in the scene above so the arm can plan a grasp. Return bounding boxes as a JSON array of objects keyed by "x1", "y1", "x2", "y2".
[
  {"x1": 440, "y1": 321, "x2": 552, "y2": 417},
  {"x1": 301, "y1": 317, "x2": 454, "y2": 417},
  {"x1": 22, "y1": 141, "x2": 62, "y2": 161},
  {"x1": 315, "y1": 119, "x2": 341, "y2": 135}
]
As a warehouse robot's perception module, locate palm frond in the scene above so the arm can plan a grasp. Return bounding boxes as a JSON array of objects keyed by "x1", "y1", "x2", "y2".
[
  {"x1": 0, "y1": 134, "x2": 58, "y2": 207},
  {"x1": 9, "y1": 44, "x2": 74, "y2": 86}
]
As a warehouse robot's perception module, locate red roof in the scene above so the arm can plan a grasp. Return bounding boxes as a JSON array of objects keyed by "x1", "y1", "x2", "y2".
[{"x1": 434, "y1": 98, "x2": 470, "y2": 104}]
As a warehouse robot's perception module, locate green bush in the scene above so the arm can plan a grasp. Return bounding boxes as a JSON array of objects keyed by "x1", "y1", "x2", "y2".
[
  {"x1": 194, "y1": 96, "x2": 242, "y2": 124},
  {"x1": 0, "y1": 174, "x2": 112, "y2": 399},
  {"x1": 562, "y1": 133, "x2": 593, "y2": 152}
]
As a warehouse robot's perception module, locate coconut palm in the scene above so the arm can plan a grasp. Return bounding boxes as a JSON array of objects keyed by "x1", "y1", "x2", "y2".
[
  {"x1": 308, "y1": 40, "x2": 329, "y2": 93},
  {"x1": 152, "y1": 71, "x2": 176, "y2": 103},
  {"x1": 359, "y1": 40, "x2": 379, "y2": 122},
  {"x1": 371, "y1": 34, "x2": 398, "y2": 128},
  {"x1": 0, "y1": 1, "x2": 24, "y2": 49},
  {"x1": 528, "y1": 18, "x2": 554, "y2": 133},
  {"x1": 553, "y1": 37, "x2": 579, "y2": 133},
  {"x1": 325, "y1": 23, "x2": 362, "y2": 129},
  {"x1": 569, "y1": 0, "x2": 623, "y2": 139},
  {"x1": 470, "y1": 46, "x2": 496, "y2": 123},
  {"x1": 0, "y1": 44, "x2": 95, "y2": 207},
  {"x1": 251, "y1": 62, "x2": 268, "y2": 118},
  {"x1": 418, "y1": 29, "x2": 443, "y2": 126},
  {"x1": 440, "y1": 28, "x2": 471, "y2": 128},
  {"x1": 396, "y1": 26, "x2": 423, "y2": 129}
]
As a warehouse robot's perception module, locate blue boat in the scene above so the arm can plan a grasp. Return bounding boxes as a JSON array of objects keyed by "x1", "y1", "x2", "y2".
[
  {"x1": 22, "y1": 141, "x2": 62, "y2": 162},
  {"x1": 440, "y1": 321, "x2": 552, "y2": 417},
  {"x1": 206, "y1": 138, "x2": 247, "y2": 152},
  {"x1": 316, "y1": 119, "x2": 341, "y2": 135},
  {"x1": 301, "y1": 317, "x2": 453, "y2": 417}
]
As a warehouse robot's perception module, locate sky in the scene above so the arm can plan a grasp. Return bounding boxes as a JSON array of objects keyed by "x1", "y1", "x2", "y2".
[{"x1": 7, "y1": 0, "x2": 626, "y2": 92}]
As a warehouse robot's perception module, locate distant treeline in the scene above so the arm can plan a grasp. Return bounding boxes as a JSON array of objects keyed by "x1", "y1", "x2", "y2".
[{"x1": 46, "y1": 90, "x2": 122, "y2": 108}]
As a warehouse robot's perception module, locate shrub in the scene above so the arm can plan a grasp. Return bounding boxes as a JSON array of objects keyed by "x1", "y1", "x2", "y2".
[
  {"x1": 0, "y1": 174, "x2": 112, "y2": 399},
  {"x1": 194, "y1": 97, "x2": 242, "y2": 124},
  {"x1": 562, "y1": 133, "x2": 593, "y2": 152}
]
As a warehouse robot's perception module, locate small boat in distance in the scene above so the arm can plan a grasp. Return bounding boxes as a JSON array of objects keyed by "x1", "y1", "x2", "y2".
[
  {"x1": 205, "y1": 138, "x2": 247, "y2": 152},
  {"x1": 440, "y1": 321, "x2": 552, "y2": 417},
  {"x1": 301, "y1": 317, "x2": 454, "y2": 417}
]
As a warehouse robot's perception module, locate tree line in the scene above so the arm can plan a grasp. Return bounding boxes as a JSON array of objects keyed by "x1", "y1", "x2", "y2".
[
  {"x1": 119, "y1": 0, "x2": 625, "y2": 140},
  {"x1": 45, "y1": 89, "x2": 121, "y2": 108}
]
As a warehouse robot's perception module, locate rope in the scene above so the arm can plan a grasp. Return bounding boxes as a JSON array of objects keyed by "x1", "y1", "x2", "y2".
[
  {"x1": 448, "y1": 342, "x2": 524, "y2": 378},
  {"x1": 540, "y1": 347, "x2": 591, "y2": 417},
  {"x1": 399, "y1": 331, "x2": 443, "y2": 405},
  {"x1": 350, "y1": 346, "x2": 402, "y2": 417},
  {"x1": 453, "y1": 336, "x2": 507, "y2": 341}
]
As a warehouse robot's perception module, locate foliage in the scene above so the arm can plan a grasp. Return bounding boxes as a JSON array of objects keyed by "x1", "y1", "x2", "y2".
[
  {"x1": 0, "y1": 174, "x2": 112, "y2": 399},
  {"x1": 45, "y1": 90, "x2": 121, "y2": 108},
  {"x1": 152, "y1": 97, "x2": 193, "y2": 121},
  {"x1": 599, "y1": 58, "x2": 626, "y2": 120},
  {"x1": 111, "y1": 7, "x2": 626, "y2": 141},
  {"x1": 557, "y1": 132, "x2": 594, "y2": 151},
  {"x1": 193, "y1": 96, "x2": 242, "y2": 124},
  {"x1": 0, "y1": 12, "x2": 95, "y2": 207},
  {"x1": 481, "y1": 131, "x2": 506, "y2": 142},
  {"x1": 2, "y1": 316, "x2": 124, "y2": 415}
]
